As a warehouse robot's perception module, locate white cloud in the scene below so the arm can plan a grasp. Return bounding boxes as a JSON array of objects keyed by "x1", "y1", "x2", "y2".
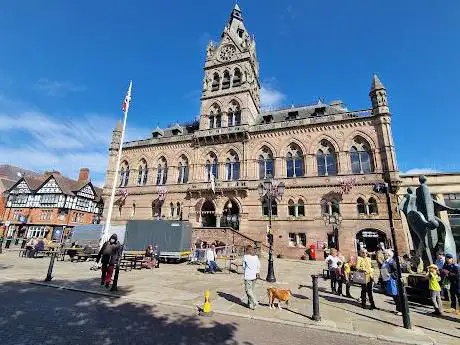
[
  {"x1": 36, "y1": 78, "x2": 86, "y2": 97},
  {"x1": 260, "y1": 84, "x2": 286, "y2": 110},
  {"x1": 0, "y1": 95, "x2": 151, "y2": 184},
  {"x1": 403, "y1": 168, "x2": 441, "y2": 175}
]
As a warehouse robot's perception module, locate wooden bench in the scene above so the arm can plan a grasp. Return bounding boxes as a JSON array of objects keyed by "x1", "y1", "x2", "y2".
[{"x1": 120, "y1": 252, "x2": 145, "y2": 271}]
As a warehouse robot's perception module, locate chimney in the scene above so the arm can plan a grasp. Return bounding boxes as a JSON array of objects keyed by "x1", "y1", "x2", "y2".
[{"x1": 78, "y1": 168, "x2": 90, "y2": 182}]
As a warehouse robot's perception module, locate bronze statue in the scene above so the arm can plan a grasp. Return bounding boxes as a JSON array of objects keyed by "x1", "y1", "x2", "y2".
[{"x1": 399, "y1": 175, "x2": 458, "y2": 264}]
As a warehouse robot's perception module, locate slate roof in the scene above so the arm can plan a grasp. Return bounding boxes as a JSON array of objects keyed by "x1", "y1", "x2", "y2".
[
  {"x1": 7, "y1": 171, "x2": 102, "y2": 202},
  {"x1": 255, "y1": 101, "x2": 349, "y2": 125}
]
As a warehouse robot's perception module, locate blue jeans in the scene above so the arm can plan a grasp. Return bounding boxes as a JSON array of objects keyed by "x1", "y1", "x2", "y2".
[{"x1": 207, "y1": 261, "x2": 218, "y2": 272}]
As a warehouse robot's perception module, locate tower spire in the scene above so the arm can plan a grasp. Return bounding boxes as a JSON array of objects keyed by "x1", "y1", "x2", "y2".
[{"x1": 369, "y1": 74, "x2": 389, "y2": 115}]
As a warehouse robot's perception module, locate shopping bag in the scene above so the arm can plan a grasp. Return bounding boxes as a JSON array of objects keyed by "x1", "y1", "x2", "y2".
[{"x1": 385, "y1": 278, "x2": 398, "y2": 296}]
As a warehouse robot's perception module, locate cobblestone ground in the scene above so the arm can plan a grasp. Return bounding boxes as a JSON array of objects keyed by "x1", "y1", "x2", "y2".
[{"x1": 1, "y1": 250, "x2": 459, "y2": 344}]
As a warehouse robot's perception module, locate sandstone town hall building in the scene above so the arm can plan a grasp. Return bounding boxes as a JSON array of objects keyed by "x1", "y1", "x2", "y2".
[{"x1": 102, "y1": 5, "x2": 406, "y2": 259}]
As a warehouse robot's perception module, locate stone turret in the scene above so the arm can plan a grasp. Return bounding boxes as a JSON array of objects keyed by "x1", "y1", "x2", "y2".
[
  {"x1": 110, "y1": 120, "x2": 122, "y2": 151},
  {"x1": 369, "y1": 74, "x2": 390, "y2": 115}
]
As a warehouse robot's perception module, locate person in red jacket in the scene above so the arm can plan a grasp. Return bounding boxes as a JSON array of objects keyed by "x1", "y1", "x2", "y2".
[{"x1": 96, "y1": 234, "x2": 121, "y2": 288}]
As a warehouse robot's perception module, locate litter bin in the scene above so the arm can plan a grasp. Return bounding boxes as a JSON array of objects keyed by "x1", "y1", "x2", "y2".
[
  {"x1": 15, "y1": 238, "x2": 20, "y2": 245},
  {"x1": 5, "y1": 239, "x2": 12, "y2": 249}
]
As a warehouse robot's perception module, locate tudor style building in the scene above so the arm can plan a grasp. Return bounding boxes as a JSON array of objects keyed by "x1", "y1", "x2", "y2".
[
  {"x1": 102, "y1": 5, "x2": 406, "y2": 258},
  {"x1": 3, "y1": 168, "x2": 103, "y2": 241}
]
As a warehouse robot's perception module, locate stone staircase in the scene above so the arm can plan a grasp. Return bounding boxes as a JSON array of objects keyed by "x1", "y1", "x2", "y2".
[{"x1": 192, "y1": 227, "x2": 269, "y2": 255}]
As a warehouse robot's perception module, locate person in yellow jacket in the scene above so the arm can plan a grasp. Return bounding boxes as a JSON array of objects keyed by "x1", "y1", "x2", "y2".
[
  {"x1": 356, "y1": 249, "x2": 377, "y2": 309},
  {"x1": 426, "y1": 264, "x2": 443, "y2": 315}
]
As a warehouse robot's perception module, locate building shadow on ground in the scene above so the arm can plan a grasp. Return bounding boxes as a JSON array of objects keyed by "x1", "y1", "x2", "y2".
[{"x1": 0, "y1": 278, "x2": 247, "y2": 345}]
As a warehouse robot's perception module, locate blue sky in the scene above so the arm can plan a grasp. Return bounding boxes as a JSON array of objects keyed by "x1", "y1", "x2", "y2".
[{"x1": 1, "y1": 0, "x2": 459, "y2": 186}]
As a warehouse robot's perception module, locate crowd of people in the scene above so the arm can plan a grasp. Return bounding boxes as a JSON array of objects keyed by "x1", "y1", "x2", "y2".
[{"x1": 325, "y1": 245, "x2": 460, "y2": 316}]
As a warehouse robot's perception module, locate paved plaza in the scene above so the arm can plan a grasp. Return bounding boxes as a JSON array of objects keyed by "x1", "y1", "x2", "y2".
[{"x1": 0, "y1": 251, "x2": 459, "y2": 345}]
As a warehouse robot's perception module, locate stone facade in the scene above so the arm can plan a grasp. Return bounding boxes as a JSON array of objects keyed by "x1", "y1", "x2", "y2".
[{"x1": 102, "y1": 5, "x2": 407, "y2": 259}]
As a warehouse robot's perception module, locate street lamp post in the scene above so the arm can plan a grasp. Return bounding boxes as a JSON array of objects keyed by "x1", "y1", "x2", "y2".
[
  {"x1": 322, "y1": 212, "x2": 343, "y2": 250},
  {"x1": 258, "y1": 177, "x2": 285, "y2": 283},
  {"x1": 373, "y1": 181, "x2": 411, "y2": 329}
]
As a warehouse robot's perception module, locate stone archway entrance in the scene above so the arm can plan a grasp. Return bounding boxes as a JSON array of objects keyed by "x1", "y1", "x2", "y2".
[
  {"x1": 201, "y1": 199, "x2": 216, "y2": 227},
  {"x1": 356, "y1": 229, "x2": 389, "y2": 253},
  {"x1": 221, "y1": 199, "x2": 240, "y2": 230}
]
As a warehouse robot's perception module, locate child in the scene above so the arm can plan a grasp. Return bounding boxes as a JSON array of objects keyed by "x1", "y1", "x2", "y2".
[
  {"x1": 427, "y1": 264, "x2": 443, "y2": 315},
  {"x1": 336, "y1": 261, "x2": 345, "y2": 296},
  {"x1": 344, "y1": 260, "x2": 353, "y2": 298}
]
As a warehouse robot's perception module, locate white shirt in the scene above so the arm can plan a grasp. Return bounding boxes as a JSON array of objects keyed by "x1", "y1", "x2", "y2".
[
  {"x1": 206, "y1": 249, "x2": 215, "y2": 262},
  {"x1": 326, "y1": 255, "x2": 339, "y2": 269},
  {"x1": 243, "y1": 254, "x2": 260, "y2": 280}
]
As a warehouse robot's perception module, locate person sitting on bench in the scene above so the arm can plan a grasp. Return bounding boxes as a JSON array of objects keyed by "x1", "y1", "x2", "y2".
[
  {"x1": 25, "y1": 238, "x2": 37, "y2": 258},
  {"x1": 30, "y1": 238, "x2": 45, "y2": 257}
]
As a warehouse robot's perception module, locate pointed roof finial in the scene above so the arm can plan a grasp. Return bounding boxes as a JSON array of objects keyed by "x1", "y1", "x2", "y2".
[
  {"x1": 234, "y1": 2, "x2": 241, "y2": 12},
  {"x1": 371, "y1": 73, "x2": 385, "y2": 91}
]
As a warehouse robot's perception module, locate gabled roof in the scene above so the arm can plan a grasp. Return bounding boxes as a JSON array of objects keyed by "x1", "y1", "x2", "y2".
[{"x1": 5, "y1": 171, "x2": 103, "y2": 202}]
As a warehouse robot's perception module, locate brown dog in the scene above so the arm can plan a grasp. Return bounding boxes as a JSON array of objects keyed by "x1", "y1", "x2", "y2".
[{"x1": 267, "y1": 287, "x2": 292, "y2": 309}]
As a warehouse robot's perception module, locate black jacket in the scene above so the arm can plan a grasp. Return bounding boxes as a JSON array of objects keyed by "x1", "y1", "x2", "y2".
[
  {"x1": 442, "y1": 262, "x2": 460, "y2": 292},
  {"x1": 97, "y1": 241, "x2": 121, "y2": 265}
]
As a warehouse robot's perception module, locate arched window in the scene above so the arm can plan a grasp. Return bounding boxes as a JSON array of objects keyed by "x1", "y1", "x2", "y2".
[
  {"x1": 170, "y1": 202, "x2": 175, "y2": 217},
  {"x1": 321, "y1": 199, "x2": 340, "y2": 215},
  {"x1": 368, "y1": 197, "x2": 378, "y2": 214},
  {"x1": 156, "y1": 157, "x2": 168, "y2": 185},
  {"x1": 288, "y1": 199, "x2": 296, "y2": 216},
  {"x1": 357, "y1": 197, "x2": 366, "y2": 215},
  {"x1": 298, "y1": 199, "x2": 305, "y2": 216},
  {"x1": 209, "y1": 112, "x2": 215, "y2": 129},
  {"x1": 119, "y1": 161, "x2": 129, "y2": 187},
  {"x1": 233, "y1": 68, "x2": 242, "y2": 87},
  {"x1": 211, "y1": 72, "x2": 220, "y2": 91},
  {"x1": 177, "y1": 155, "x2": 189, "y2": 184},
  {"x1": 286, "y1": 143, "x2": 304, "y2": 177},
  {"x1": 205, "y1": 152, "x2": 218, "y2": 181},
  {"x1": 262, "y1": 199, "x2": 277, "y2": 216},
  {"x1": 137, "y1": 159, "x2": 148, "y2": 186},
  {"x1": 222, "y1": 70, "x2": 230, "y2": 89},
  {"x1": 288, "y1": 199, "x2": 305, "y2": 217},
  {"x1": 216, "y1": 112, "x2": 222, "y2": 128},
  {"x1": 225, "y1": 150, "x2": 240, "y2": 181},
  {"x1": 350, "y1": 136, "x2": 373, "y2": 174},
  {"x1": 227, "y1": 100, "x2": 241, "y2": 127},
  {"x1": 316, "y1": 140, "x2": 337, "y2": 176},
  {"x1": 176, "y1": 202, "x2": 181, "y2": 219},
  {"x1": 258, "y1": 146, "x2": 274, "y2": 179}
]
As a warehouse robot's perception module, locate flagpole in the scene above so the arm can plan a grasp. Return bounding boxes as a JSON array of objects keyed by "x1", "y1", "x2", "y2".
[{"x1": 102, "y1": 80, "x2": 132, "y2": 245}]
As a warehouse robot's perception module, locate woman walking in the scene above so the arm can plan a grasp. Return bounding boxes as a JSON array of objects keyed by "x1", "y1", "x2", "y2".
[{"x1": 356, "y1": 249, "x2": 377, "y2": 310}]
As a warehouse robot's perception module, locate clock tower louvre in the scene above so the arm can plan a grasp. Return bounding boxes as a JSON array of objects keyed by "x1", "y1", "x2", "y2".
[{"x1": 199, "y1": 4, "x2": 260, "y2": 131}]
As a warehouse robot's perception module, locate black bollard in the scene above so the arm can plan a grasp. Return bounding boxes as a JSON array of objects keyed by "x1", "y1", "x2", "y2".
[
  {"x1": 311, "y1": 274, "x2": 321, "y2": 321},
  {"x1": 45, "y1": 251, "x2": 57, "y2": 281},
  {"x1": 5, "y1": 239, "x2": 11, "y2": 249},
  {"x1": 0, "y1": 237, "x2": 3, "y2": 254}
]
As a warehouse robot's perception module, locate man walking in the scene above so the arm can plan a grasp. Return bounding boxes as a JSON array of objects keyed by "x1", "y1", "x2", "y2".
[
  {"x1": 96, "y1": 234, "x2": 121, "y2": 288},
  {"x1": 243, "y1": 245, "x2": 260, "y2": 310}
]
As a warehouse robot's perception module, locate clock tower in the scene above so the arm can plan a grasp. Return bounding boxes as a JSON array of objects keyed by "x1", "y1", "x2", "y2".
[{"x1": 199, "y1": 4, "x2": 260, "y2": 130}]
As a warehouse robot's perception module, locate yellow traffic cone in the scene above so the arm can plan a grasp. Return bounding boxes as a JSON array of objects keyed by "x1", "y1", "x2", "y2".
[{"x1": 199, "y1": 289, "x2": 214, "y2": 316}]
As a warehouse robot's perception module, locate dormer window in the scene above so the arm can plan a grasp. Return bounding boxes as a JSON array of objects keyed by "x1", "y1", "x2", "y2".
[
  {"x1": 262, "y1": 114, "x2": 273, "y2": 124},
  {"x1": 287, "y1": 111, "x2": 298, "y2": 120},
  {"x1": 314, "y1": 106, "x2": 326, "y2": 116},
  {"x1": 152, "y1": 127, "x2": 164, "y2": 138},
  {"x1": 171, "y1": 124, "x2": 183, "y2": 136}
]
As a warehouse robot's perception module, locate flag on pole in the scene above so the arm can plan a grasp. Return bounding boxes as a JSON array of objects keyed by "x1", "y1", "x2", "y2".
[
  {"x1": 210, "y1": 173, "x2": 215, "y2": 193},
  {"x1": 122, "y1": 82, "x2": 132, "y2": 113}
]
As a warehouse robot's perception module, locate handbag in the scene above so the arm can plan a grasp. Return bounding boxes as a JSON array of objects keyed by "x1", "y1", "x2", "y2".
[
  {"x1": 385, "y1": 277, "x2": 398, "y2": 296},
  {"x1": 442, "y1": 277, "x2": 450, "y2": 290},
  {"x1": 352, "y1": 271, "x2": 366, "y2": 285}
]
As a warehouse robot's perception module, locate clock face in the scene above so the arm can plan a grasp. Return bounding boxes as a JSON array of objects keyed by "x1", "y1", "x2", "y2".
[{"x1": 219, "y1": 44, "x2": 236, "y2": 61}]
